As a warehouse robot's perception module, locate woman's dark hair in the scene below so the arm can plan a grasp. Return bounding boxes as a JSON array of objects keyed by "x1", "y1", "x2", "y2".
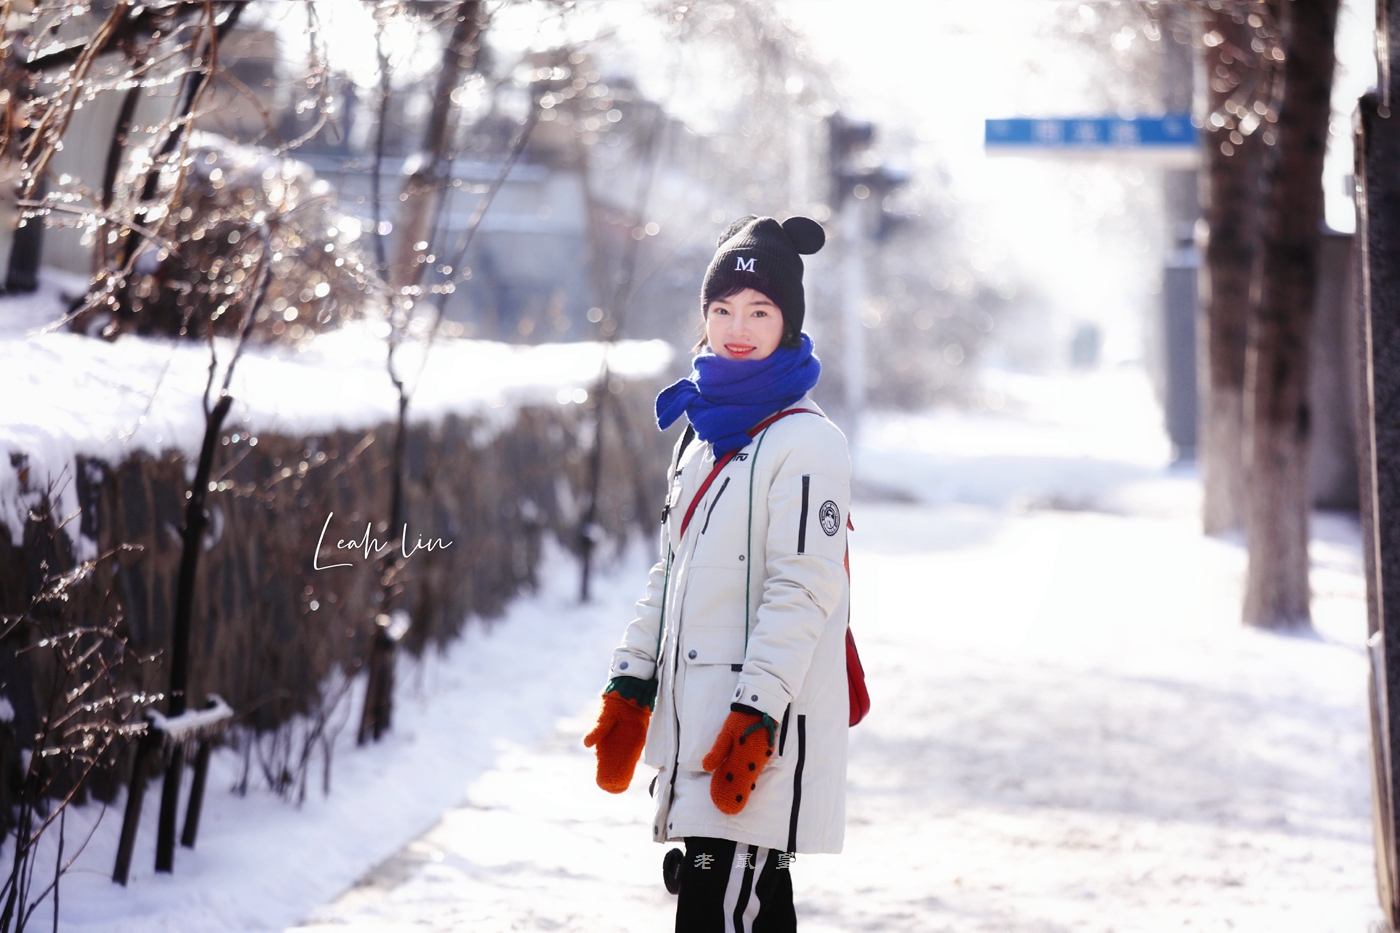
[{"x1": 694, "y1": 280, "x2": 803, "y2": 353}]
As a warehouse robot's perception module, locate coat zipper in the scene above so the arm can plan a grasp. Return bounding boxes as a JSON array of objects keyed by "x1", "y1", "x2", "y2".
[
  {"x1": 663, "y1": 619, "x2": 682, "y2": 836},
  {"x1": 700, "y1": 477, "x2": 730, "y2": 535},
  {"x1": 663, "y1": 448, "x2": 704, "y2": 838}
]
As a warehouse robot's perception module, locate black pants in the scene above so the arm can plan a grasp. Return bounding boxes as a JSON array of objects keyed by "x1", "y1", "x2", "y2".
[{"x1": 674, "y1": 836, "x2": 796, "y2": 933}]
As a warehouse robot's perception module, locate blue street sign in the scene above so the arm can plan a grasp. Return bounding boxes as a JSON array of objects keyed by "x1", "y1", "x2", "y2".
[{"x1": 985, "y1": 114, "x2": 1199, "y2": 166}]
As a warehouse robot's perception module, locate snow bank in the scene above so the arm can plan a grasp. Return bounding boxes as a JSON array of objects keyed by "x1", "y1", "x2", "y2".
[
  {"x1": 0, "y1": 280, "x2": 674, "y2": 559},
  {"x1": 857, "y1": 366, "x2": 1198, "y2": 517}
]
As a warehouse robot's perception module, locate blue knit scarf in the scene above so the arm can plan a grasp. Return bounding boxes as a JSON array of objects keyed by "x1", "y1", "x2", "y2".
[{"x1": 655, "y1": 333, "x2": 821, "y2": 455}]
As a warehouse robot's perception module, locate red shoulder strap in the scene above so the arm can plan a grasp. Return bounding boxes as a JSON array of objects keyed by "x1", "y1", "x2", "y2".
[{"x1": 677, "y1": 408, "x2": 820, "y2": 538}]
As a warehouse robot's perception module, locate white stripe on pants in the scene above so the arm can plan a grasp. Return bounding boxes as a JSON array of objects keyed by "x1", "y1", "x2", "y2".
[{"x1": 720, "y1": 844, "x2": 769, "y2": 933}]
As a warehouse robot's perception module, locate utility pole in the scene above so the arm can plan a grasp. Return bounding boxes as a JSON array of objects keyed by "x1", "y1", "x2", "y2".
[
  {"x1": 1160, "y1": 3, "x2": 1200, "y2": 464},
  {"x1": 829, "y1": 113, "x2": 873, "y2": 438},
  {"x1": 827, "y1": 113, "x2": 906, "y2": 441},
  {"x1": 841, "y1": 194, "x2": 869, "y2": 434}
]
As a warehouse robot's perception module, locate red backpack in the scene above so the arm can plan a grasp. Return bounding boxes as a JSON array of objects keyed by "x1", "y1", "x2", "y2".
[{"x1": 843, "y1": 514, "x2": 871, "y2": 727}]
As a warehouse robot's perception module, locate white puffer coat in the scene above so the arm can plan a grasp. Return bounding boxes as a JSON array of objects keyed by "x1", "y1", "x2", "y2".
[{"x1": 607, "y1": 395, "x2": 852, "y2": 854}]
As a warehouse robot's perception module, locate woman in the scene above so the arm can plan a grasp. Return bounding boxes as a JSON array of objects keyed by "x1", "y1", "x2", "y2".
[{"x1": 584, "y1": 215, "x2": 851, "y2": 932}]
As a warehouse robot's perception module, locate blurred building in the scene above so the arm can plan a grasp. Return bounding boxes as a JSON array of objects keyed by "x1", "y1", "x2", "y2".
[
  {"x1": 284, "y1": 56, "x2": 812, "y2": 347},
  {"x1": 199, "y1": 28, "x2": 281, "y2": 143},
  {"x1": 12, "y1": 23, "x2": 822, "y2": 353}
]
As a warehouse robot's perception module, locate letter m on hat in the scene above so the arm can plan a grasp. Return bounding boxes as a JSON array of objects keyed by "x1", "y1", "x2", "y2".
[{"x1": 734, "y1": 256, "x2": 756, "y2": 272}]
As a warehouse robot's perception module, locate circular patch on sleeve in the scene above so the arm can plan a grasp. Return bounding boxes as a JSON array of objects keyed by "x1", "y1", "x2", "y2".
[{"x1": 819, "y1": 500, "x2": 841, "y2": 536}]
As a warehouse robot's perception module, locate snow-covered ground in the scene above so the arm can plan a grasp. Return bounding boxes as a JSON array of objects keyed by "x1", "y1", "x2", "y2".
[
  {"x1": 49, "y1": 362, "x2": 1379, "y2": 931},
  {"x1": 54, "y1": 537, "x2": 657, "y2": 933},
  {"x1": 277, "y1": 365, "x2": 1377, "y2": 932}
]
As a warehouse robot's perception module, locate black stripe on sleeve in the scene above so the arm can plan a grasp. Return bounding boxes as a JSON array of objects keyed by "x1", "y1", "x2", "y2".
[
  {"x1": 797, "y1": 474, "x2": 810, "y2": 553},
  {"x1": 786, "y1": 715, "x2": 807, "y2": 853}
]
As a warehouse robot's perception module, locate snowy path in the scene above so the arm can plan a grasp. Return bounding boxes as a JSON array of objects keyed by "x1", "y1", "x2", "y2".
[
  {"x1": 58, "y1": 541, "x2": 662, "y2": 933},
  {"x1": 287, "y1": 370, "x2": 1383, "y2": 932}
]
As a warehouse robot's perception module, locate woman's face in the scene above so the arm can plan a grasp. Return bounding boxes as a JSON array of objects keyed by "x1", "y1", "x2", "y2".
[{"x1": 704, "y1": 288, "x2": 785, "y2": 361}]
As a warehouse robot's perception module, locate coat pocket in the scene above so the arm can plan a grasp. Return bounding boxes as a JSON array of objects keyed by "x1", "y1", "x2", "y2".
[{"x1": 676, "y1": 626, "x2": 746, "y2": 769}]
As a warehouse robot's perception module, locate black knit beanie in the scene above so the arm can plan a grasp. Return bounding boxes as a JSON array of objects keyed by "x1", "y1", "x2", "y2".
[{"x1": 700, "y1": 215, "x2": 826, "y2": 346}]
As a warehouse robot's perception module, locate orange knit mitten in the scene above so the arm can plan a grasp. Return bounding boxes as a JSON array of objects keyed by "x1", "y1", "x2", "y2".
[
  {"x1": 583, "y1": 677, "x2": 655, "y2": 793},
  {"x1": 701, "y1": 706, "x2": 779, "y2": 815}
]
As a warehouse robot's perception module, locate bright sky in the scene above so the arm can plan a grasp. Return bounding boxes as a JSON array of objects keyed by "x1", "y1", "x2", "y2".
[
  {"x1": 280, "y1": 0, "x2": 1380, "y2": 365},
  {"x1": 778, "y1": 0, "x2": 1377, "y2": 363},
  {"x1": 781, "y1": 0, "x2": 1161, "y2": 362}
]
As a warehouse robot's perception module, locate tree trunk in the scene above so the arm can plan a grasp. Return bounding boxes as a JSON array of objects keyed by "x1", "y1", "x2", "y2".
[
  {"x1": 1197, "y1": 8, "x2": 1266, "y2": 535},
  {"x1": 388, "y1": 1, "x2": 481, "y2": 294},
  {"x1": 1356, "y1": 77, "x2": 1400, "y2": 929},
  {"x1": 1242, "y1": 0, "x2": 1340, "y2": 629},
  {"x1": 1355, "y1": 2, "x2": 1400, "y2": 918},
  {"x1": 363, "y1": 2, "x2": 480, "y2": 743}
]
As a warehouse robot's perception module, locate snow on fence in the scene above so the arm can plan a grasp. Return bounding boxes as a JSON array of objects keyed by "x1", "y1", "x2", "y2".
[
  {"x1": 113, "y1": 694, "x2": 236, "y2": 885},
  {"x1": 0, "y1": 314, "x2": 675, "y2": 810}
]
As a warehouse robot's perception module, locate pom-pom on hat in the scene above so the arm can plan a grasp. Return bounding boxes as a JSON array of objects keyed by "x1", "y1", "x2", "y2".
[{"x1": 700, "y1": 215, "x2": 826, "y2": 347}]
